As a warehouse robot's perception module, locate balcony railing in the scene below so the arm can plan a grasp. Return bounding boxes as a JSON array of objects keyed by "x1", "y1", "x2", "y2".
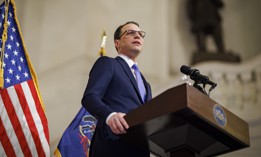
[{"x1": 191, "y1": 54, "x2": 261, "y2": 120}]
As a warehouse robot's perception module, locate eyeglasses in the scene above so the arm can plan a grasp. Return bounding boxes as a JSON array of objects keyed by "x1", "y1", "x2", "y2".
[{"x1": 119, "y1": 30, "x2": 146, "y2": 39}]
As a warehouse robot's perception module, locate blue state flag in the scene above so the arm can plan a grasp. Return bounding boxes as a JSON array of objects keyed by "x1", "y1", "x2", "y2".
[
  {"x1": 55, "y1": 31, "x2": 106, "y2": 157},
  {"x1": 54, "y1": 107, "x2": 97, "y2": 157}
]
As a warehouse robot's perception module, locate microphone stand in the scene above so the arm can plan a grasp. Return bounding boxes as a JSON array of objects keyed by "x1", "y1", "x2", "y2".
[
  {"x1": 193, "y1": 80, "x2": 217, "y2": 96},
  {"x1": 193, "y1": 81, "x2": 207, "y2": 95}
]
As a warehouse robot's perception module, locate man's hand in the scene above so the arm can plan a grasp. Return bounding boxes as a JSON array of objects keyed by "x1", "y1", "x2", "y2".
[{"x1": 107, "y1": 112, "x2": 129, "y2": 135}]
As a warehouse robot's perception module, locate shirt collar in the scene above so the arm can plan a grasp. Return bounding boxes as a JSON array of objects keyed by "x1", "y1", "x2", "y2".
[{"x1": 118, "y1": 54, "x2": 137, "y2": 68}]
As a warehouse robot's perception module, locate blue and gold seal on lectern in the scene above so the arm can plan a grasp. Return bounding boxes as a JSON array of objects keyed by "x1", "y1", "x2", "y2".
[{"x1": 213, "y1": 104, "x2": 227, "y2": 127}]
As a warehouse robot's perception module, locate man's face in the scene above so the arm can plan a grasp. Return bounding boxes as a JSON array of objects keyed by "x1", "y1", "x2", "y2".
[{"x1": 115, "y1": 23, "x2": 144, "y2": 61}]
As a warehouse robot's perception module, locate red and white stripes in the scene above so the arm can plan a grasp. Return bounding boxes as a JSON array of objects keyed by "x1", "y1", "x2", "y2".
[{"x1": 0, "y1": 80, "x2": 49, "y2": 157}]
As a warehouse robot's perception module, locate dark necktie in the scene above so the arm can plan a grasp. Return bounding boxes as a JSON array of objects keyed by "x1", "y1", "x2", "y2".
[{"x1": 132, "y1": 64, "x2": 146, "y2": 102}]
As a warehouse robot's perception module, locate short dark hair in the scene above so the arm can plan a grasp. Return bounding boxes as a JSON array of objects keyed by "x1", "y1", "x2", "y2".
[{"x1": 114, "y1": 21, "x2": 140, "y2": 40}]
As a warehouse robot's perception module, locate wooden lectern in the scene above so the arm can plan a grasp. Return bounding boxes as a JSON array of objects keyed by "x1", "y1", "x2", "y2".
[{"x1": 123, "y1": 83, "x2": 250, "y2": 157}]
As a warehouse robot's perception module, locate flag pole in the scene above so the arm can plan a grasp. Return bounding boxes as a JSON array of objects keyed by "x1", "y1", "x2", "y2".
[
  {"x1": 0, "y1": 0, "x2": 10, "y2": 89},
  {"x1": 98, "y1": 30, "x2": 107, "y2": 57}
]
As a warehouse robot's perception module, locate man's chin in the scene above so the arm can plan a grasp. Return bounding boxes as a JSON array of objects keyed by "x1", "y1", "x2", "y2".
[
  {"x1": 132, "y1": 50, "x2": 141, "y2": 56},
  {"x1": 132, "y1": 47, "x2": 142, "y2": 54}
]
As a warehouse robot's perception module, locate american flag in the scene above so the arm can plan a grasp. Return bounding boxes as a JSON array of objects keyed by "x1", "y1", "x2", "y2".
[{"x1": 0, "y1": 0, "x2": 50, "y2": 157}]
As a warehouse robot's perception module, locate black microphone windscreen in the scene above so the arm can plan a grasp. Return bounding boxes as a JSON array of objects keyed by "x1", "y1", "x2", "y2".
[{"x1": 180, "y1": 65, "x2": 191, "y2": 75}]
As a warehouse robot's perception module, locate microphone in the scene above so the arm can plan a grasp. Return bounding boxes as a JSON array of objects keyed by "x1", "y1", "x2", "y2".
[{"x1": 180, "y1": 65, "x2": 217, "y2": 91}]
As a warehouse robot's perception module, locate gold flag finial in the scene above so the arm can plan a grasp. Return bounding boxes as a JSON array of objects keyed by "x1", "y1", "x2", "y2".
[{"x1": 98, "y1": 30, "x2": 107, "y2": 57}]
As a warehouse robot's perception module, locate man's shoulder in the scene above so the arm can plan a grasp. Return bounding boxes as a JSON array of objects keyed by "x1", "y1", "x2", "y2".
[
  {"x1": 92, "y1": 56, "x2": 121, "y2": 70},
  {"x1": 96, "y1": 56, "x2": 119, "y2": 62},
  {"x1": 96, "y1": 56, "x2": 114, "y2": 61},
  {"x1": 95, "y1": 56, "x2": 124, "y2": 64},
  {"x1": 93, "y1": 56, "x2": 115, "y2": 65}
]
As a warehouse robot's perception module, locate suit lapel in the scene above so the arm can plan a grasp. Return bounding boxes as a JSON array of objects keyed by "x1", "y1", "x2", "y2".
[{"x1": 116, "y1": 56, "x2": 143, "y2": 104}]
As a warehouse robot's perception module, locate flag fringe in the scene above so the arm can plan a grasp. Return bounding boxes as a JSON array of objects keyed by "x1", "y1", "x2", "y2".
[
  {"x1": 0, "y1": 0, "x2": 10, "y2": 89},
  {"x1": 54, "y1": 148, "x2": 62, "y2": 157}
]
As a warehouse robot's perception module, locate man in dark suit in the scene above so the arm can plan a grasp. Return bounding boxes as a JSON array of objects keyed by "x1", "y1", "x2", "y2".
[{"x1": 82, "y1": 21, "x2": 152, "y2": 157}]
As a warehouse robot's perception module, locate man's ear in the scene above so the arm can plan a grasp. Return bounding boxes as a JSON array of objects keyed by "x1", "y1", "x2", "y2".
[
  {"x1": 114, "y1": 39, "x2": 119, "y2": 46},
  {"x1": 114, "y1": 40, "x2": 120, "y2": 50}
]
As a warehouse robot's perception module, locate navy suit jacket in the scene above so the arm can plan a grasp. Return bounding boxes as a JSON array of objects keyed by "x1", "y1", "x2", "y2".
[{"x1": 82, "y1": 56, "x2": 152, "y2": 157}]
